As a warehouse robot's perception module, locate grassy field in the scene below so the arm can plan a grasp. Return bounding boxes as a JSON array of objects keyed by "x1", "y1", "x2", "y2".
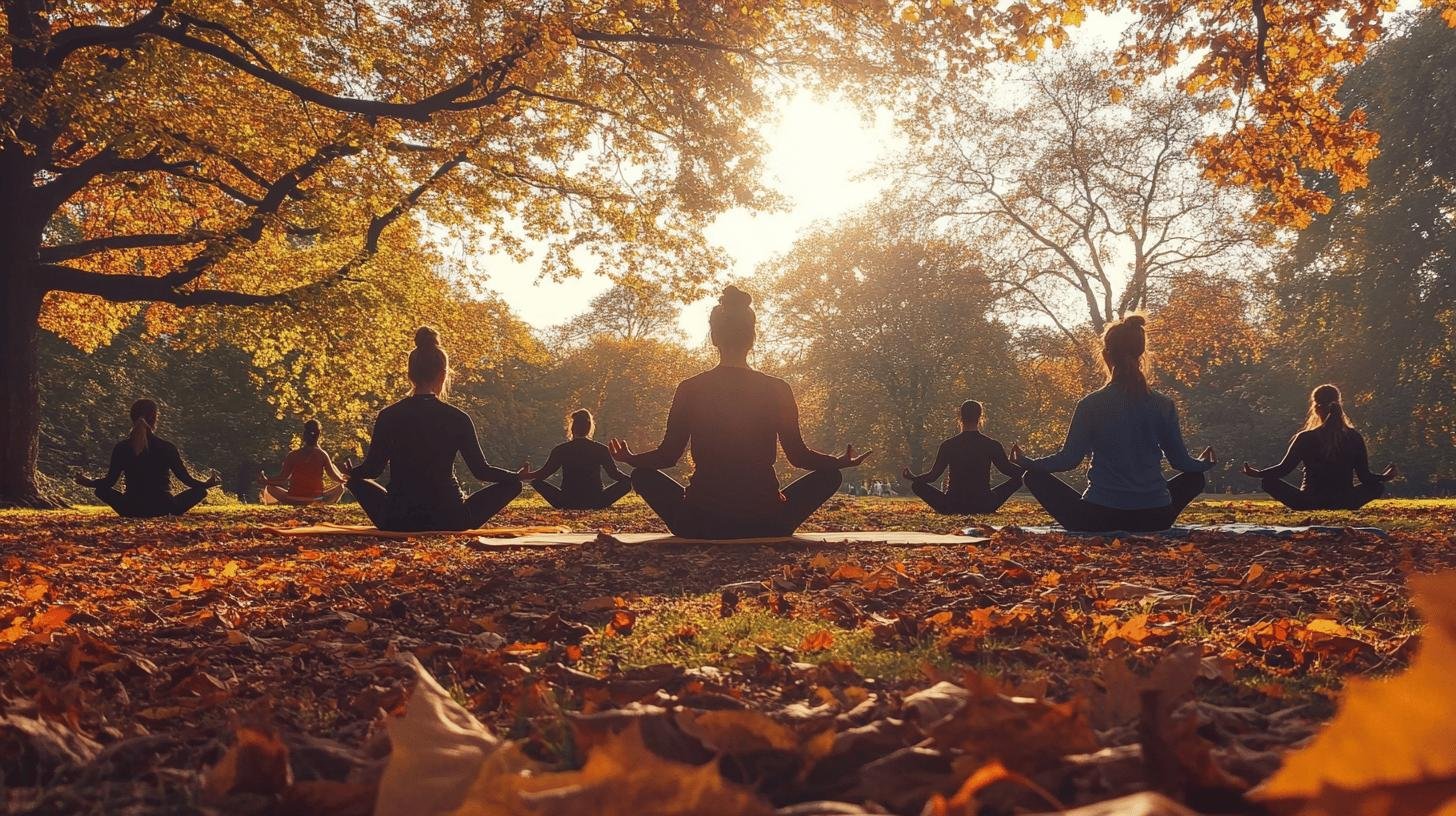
[{"x1": 1, "y1": 497, "x2": 1453, "y2": 814}]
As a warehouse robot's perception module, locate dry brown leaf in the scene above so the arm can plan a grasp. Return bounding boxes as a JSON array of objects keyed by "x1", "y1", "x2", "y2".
[{"x1": 1252, "y1": 570, "x2": 1456, "y2": 811}]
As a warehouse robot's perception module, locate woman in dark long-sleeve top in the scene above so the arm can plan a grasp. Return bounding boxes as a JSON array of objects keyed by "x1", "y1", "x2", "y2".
[
  {"x1": 608, "y1": 286, "x2": 870, "y2": 539},
  {"x1": 522, "y1": 409, "x2": 632, "y2": 510},
  {"x1": 75, "y1": 398, "x2": 220, "y2": 517},
  {"x1": 344, "y1": 327, "x2": 522, "y2": 531},
  {"x1": 1242, "y1": 384, "x2": 1397, "y2": 510},
  {"x1": 1011, "y1": 315, "x2": 1214, "y2": 533}
]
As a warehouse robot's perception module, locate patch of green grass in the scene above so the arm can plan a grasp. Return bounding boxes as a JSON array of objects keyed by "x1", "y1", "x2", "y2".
[{"x1": 586, "y1": 595, "x2": 954, "y2": 682}]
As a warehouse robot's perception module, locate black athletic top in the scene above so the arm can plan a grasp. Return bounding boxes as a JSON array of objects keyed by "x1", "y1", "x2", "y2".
[
  {"x1": 535, "y1": 437, "x2": 628, "y2": 494},
  {"x1": 88, "y1": 434, "x2": 209, "y2": 496},
  {"x1": 632, "y1": 366, "x2": 840, "y2": 515},
  {"x1": 916, "y1": 430, "x2": 1023, "y2": 499},
  {"x1": 352, "y1": 394, "x2": 518, "y2": 511},
  {"x1": 1261, "y1": 429, "x2": 1388, "y2": 492}
]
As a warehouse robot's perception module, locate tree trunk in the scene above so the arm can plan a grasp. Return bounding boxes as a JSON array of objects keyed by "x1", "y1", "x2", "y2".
[{"x1": 0, "y1": 269, "x2": 51, "y2": 507}]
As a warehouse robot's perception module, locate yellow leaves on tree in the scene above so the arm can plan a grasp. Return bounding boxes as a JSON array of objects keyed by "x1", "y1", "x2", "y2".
[{"x1": 1252, "y1": 570, "x2": 1456, "y2": 813}]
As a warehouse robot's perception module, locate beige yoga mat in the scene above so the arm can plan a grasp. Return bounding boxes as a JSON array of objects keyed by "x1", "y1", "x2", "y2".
[
  {"x1": 511, "y1": 531, "x2": 990, "y2": 547},
  {"x1": 263, "y1": 523, "x2": 571, "y2": 539}
]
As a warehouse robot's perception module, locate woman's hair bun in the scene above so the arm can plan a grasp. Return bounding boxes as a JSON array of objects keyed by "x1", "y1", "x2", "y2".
[
  {"x1": 414, "y1": 326, "x2": 440, "y2": 349},
  {"x1": 720, "y1": 285, "x2": 752, "y2": 310},
  {"x1": 1123, "y1": 314, "x2": 1146, "y2": 329}
]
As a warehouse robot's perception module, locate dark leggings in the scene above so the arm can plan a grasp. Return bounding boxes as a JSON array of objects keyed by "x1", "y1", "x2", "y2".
[
  {"x1": 1260, "y1": 477, "x2": 1384, "y2": 511},
  {"x1": 631, "y1": 468, "x2": 842, "y2": 539},
  {"x1": 95, "y1": 485, "x2": 209, "y2": 518},
  {"x1": 347, "y1": 478, "x2": 521, "y2": 531},
  {"x1": 1023, "y1": 470, "x2": 1205, "y2": 532},
  {"x1": 911, "y1": 474, "x2": 1023, "y2": 515},
  {"x1": 532, "y1": 478, "x2": 632, "y2": 511}
]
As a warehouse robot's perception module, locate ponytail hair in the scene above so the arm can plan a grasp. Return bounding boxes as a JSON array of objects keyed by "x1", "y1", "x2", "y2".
[
  {"x1": 1101, "y1": 314, "x2": 1150, "y2": 398},
  {"x1": 129, "y1": 398, "x2": 158, "y2": 455},
  {"x1": 408, "y1": 326, "x2": 450, "y2": 396},
  {"x1": 708, "y1": 285, "x2": 756, "y2": 353},
  {"x1": 1302, "y1": 383, "x2": 1355, "y2": 458},
  {"x1": 566, "y1": 409, "x2": 595, "y2": 439},
  {"x1": 302, "y1": 419, "x2": 322, "y2": 448}
]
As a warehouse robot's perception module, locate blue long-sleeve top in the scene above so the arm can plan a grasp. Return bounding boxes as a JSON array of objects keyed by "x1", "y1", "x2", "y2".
[{"x1": 1026, "y1": 385, "x2": 1212, "y2": 510}]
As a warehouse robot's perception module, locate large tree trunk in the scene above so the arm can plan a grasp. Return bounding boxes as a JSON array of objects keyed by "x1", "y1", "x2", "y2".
[{"x1": 0, "y1": 269, "x2": 51, "y2": 507}]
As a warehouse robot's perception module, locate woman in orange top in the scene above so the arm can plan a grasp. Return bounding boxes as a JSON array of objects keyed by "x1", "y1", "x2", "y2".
[{"x1": 258, "y1": 419, "x2": 348, "y2": 505}]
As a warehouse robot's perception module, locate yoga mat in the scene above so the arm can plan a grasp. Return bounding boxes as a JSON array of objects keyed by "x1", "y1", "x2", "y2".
[
  {"x1": 263, "y1": 523, "x2": 571, "y2": 540},
  {"x1": 510, "y1": 531, "x2": 990, "y2": 547},
  {"x1": 977, "y1": 523, "x2": 1389, "y2": 539}
]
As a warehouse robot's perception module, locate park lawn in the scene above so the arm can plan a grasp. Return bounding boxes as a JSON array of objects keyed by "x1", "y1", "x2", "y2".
[{"x1": 1, "y1": 497, "x2": 1453, "y2": 814}]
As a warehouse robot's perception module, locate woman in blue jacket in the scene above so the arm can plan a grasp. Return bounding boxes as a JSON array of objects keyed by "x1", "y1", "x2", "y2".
[{"x1": 1012, "y1": 315, "x2": 1214, "y2": 532}]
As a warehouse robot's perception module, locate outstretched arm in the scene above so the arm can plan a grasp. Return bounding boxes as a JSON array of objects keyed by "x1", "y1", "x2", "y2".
[
  {"x1": 321, "y1": 450, "x2": 348, "y2": 484},
  {"x1": 1243, "y1": 434, "x2": 1301, "y2": 479},
  {"x1": 167, "y1": 446, "x2": 214, "y2": 488},
  {"x1": 1024, "y1": 401, "x2": 1093, "y2": 473},
  {"x1": 522, "y1": 447, "x2": 564, "y2": 482},
  {"x1": 616, "y1": 385, "x2": 690, "y2": 470},
  {"x1": 1350, "y1": 434, "x2": 1396, "y2": 485},
  {"x1": 259, "y1": 453, "x2": 297, "y2": 486},
  {"x1": 905, "y1": 443, "x2": 949, "y2": 484},
  {"x1": 991, "y1": 442, "x2": 1025, "y2": 478},
  {"x1": 778, "y1": 382, "x2": 848, "y2": 471},
  {"x1": 350, "y1": 415, "x2": 390, "y2": 480},
  {"x1": 77, "y1": 445, "x2": 125, "y2": 489},
  {"x1": 1158, "y1": 402, "x2": 1214, "y2": 473},
  {"x1": 458, "y1": 416, "x2": 522, "y2": 484}
]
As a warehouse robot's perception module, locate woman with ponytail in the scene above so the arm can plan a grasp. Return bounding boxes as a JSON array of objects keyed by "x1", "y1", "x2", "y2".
[
  {"x1": 342, "y1": 327, "x2": 523, "y2": 530},
  {"x1": 75, "y1": 398, "x2": 221, "y2": 517},
  {"x1": 1242, "y1": 384, "x2": 1397, "y2": 510},
  {"x1": 258, "y1": 419, "x2": 348, "y2": 505},
  {"x1": 609, "y1": 285, "x2": 869, "y2": 539},
  {"x1": 1011, "y1": 315, "x2": 1214, "y2": 532},
  {"x1": 521, "y1": 409, "x2": 632, "y2": 510}
]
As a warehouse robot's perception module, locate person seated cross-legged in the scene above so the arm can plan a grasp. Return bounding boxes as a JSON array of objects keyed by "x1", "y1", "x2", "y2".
[
  {"x1": 903, "y1": 399, "x2": 1023, "y2": 515},
  {"x1": 258, "y1": 419, "x2": 348, "y2": 505},
  {"x1": 608, "y1": 286, "x2": 869, "y2": 540},
  {"x1": 1012, "y1": 315, "x2": 1214, "y2": 533},
  {"x1": 522, "y1": 409, "x2": 632, "y2": 511},
  {"x1": 75, "y1": 398, "x2": 221, "y2": 518},
  {"x1": 343, "y1": 327, "x2": 523, "y2": 531},
  {"x1": 1242, "y1": 383, "x2": 1397, "y2": 511}
]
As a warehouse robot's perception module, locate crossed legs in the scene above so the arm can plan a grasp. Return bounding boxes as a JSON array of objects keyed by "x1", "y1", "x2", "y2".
[
  {"x1": 631, "y1": 468, "x2": 842, "y2": 539},
  {"x1": 1022, "y1": 470, "x2": 1205, "y2": 532},
  {"x1": 347, "y1": 477, "x2": 521, "y2": 531},
  {"x1": 911, "y1": 474, "x2": 1023, "y2": 515},
  {"x1": 1260, "y1": 477, "x2": 1384, "y2": 511},
  {"x1": 95, "y1": 485, "x2": 210, "y2": 518},
  {"x1": 532, "y1": 478, "x2": 633, "y2": 510}
]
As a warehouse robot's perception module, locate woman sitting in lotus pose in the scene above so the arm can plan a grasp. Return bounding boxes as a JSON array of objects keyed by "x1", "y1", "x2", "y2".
[
  {"x1": 522, "y1": 409, "x2": 632, "y2": 510},
  {"x1": 75, "y1": 398, "x2": 220, "y2": 517},
  {"x1": 609, "y1": 286, "x2": 869, "y2": 539},
  {"x1": 258, "y1": 419, "x2": 348, "y2": 505},
  {"x1": 903, "y1": 400, "x2": 1023, "y2": 515},
  {"x1": 1011, "y1": 314, "x2": 1214, "y2": 532},
  {"x1": 1242, "y1": 384, "x2": 1397, "y2": 510},
  {"x1": 343, "y1": 327, "x2": 522, "y2": 531}
]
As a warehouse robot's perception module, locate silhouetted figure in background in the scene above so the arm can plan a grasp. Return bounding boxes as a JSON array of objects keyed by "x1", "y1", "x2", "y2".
[
  {"x1": 75, "y1": 398, "x2": 220, "y2": 517},
  {"x1": 609, "y1": 286, "x2": 869, "y2": 539},
  {"x1": 344, "y1": 327, "x2": 522, "y2": 531},
  {"x1": 1242, "y1": 384, "x2": 1397, "y2": 510},
  {"x1": 258, "y1": 419, "x2": 348, "y2": 505},
  {"x1": 522, "y1": 409, "x2": 632, "y2": 510},
  {"x1": 904, "y1": 400, "x2": 1023, "y2": 514},
  {"x1": 1012, "y1": 315, "x2": 1213, "y2": 532}
]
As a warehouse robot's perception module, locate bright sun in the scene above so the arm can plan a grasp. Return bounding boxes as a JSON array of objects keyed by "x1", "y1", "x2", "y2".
[{"x1": 469, "y1": 91, "x2": 902, "y2": 339}]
